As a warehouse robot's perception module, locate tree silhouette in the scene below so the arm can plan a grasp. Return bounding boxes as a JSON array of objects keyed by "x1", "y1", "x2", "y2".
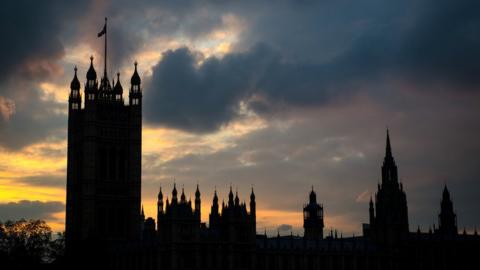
[{"x1": 0, "y1": 219, "x2": 64, "y2": 268}]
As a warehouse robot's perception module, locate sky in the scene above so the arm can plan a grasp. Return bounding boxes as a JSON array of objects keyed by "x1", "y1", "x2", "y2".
[{"x1": 1, "y1": 0, "x2": 480, "y2": 236}]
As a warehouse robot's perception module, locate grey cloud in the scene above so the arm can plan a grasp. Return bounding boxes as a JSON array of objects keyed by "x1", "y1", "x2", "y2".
[
  {"x1": 143, "y1": 0, "x2": 480, "y2": 133},
  {"x1": 0, "y1": 200, "x2": 65, "y2": 222},
  {"x1": 144, "y1": 44, "x2": 349, "y2": 132},
  {"x1": 0, "y1": 1, "x2": 92, "y2": 149},
  {"x1": 16, "y1": 175, "x2": 66, "y2": 188}
]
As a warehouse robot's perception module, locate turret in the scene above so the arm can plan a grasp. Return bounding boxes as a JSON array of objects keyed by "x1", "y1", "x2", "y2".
[
  {"x1": 113, "y1": 72, "x2": 123, "y2": 102},
  {"x1": 250, "y1": 187, "x2": 256, "y2": 219},
  {"x1": 437, "y1": 185, "x2": 457, "y2": 235},
  {"x1": 250, "y1": 187, "x2": 256, "y2": 235},
  {"x1": 172, "y1": 183, "x2": 178, "y2": 204},
  {"x1": 195, "y1": 184, "x2": 201, "y2": 220},
  {"x1": 129, "y1": 62, "x2": 142, "y2": 106},
  {"x1": 180, "y1": 186, "x2": 186, "y2": 203},
  {"x1": 228, "y1": 186, "x2": 234, "y2": 207},
  {"x1": 69, "y1": 66, "x2": 81, "y2": 111},
  {"x1": 158, "y1": 185, "x2": 163, "y2": 214},
  {"x1": 235, "y1": 190, "x2": 240, "y2": 206},
  {"x1": 85, "y1": 56, "x2": 98, "y2": 106},
  {"x1": 303, "y1": 187, "x2": 324, "y2": 240}
]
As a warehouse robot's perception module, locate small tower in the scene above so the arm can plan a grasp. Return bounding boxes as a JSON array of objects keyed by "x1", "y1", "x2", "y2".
[
  {"x1": 195, "y1": 184, "x2": 201, "y2": 221},
  {"x1": 209, "y1": 188, "x2": 220, "y2": 230},
  {"x1": 228, "y1": 186, "x2": 234, "y2": 207},
  {"x1": 129, "y1": 62, "x2": 142, "y2": 107},
  {"x1": 180, "y1": 186, "x2": 186, "y2": 204},
  {"x1": 84, "y1": 56, "x2": 98, "y2": 106},
  {"x1": 157, "y1": 186, "x2": 163, "y2": 231},
  {"x1": 113, "y1": 72, "x2": 123, "y2": 102},
  {"x1": 250, "y1": 187, "x2": 256, "y2": 223},
  {"x1": 303, "y1": 187, "x2": 324, "y2": 240},
  {"x1": 172, "y1": 183, "x2": 178, "y2": 204},
  {"x1": 69, "y1": 66, "x2": 81, "y2": 111},
  {"x1": 437, "y1": 185, "x2": 458, "y2": 235},
  {"x1": 250, "y1": 187, "x2": 256, "y2": 235}
]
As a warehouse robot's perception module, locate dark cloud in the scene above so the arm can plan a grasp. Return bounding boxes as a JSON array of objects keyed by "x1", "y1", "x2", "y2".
[
  {"x1": 144, "y1": 44, "x2": 351, "y2": 132},
  {"x1": 144, "y1": 0, "x2": 480, "y2": 132},
  {"x1": 0, "y1": 1, "x2": 90, "y2": 82},
  {"x1": 0, "y1": 200, "x2": 64, "y2": 222},
  {"x1": 16, "y1": 175, "x2": 65, "y2": 188},
  {"x1": 0, "y1": 1, "x2": 92, "y2": 149}
]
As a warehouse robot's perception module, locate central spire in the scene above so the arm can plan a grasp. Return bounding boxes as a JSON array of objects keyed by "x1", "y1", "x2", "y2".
[{"x1": 386, "y1": 129, "x2": 392, "y2": 159}]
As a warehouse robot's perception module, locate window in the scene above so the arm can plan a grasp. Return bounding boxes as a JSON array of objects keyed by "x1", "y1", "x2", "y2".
[
  {"x1": 89, "y1": 94, "x2": 95, "y2": 100},
  {"x1": 116, "y1": 94, "x2": 121, "y2": 101},
  {"x1": 132, "y1": 98, "x2": 139, "y2": 105},
  {"x1": 71, "y1": 103, "x2": 79, "y2": 110}
]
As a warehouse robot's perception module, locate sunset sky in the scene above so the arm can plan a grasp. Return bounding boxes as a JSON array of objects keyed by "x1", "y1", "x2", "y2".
[{"x1": 1, "y1": 0, "x2": 480, "y2": 236}]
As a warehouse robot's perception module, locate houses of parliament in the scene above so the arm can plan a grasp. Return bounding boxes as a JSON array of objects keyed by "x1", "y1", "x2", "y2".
[{"x1": 65, "y1": 37, "x2": 479, "y2": 269}]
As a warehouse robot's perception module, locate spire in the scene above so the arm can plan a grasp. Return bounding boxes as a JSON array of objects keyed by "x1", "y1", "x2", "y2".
[
  {"x1": 213, "y1": 188, "x2": 218, "y2": 203},
  {"x1": 235, "y1": 190, "x2": 240, "y2": 206},
  {"x1": 70, "y1": 66, "x2": 80, "y2": 90},
  {"x1": 158, "y1": 185, "x2": 163, "y2": 200},
  {"x1": 172, "y1": 182, "x2": 178, "y2": 203},
  {"x1": 114, "y1": 72, "x2": 123, "y2": 93},
  {"x1": 250, "y1": 186, "x2": 255, "y2": 201},
  {"x1": 228, "y1": 185, "x2": 234, "y2": 206},
  {"x1": 86, "y1": 56, "x2": 97, "y2": 81},
  {"x1": 141, "y1": 205, "x2": 145, "y2": 217},
  {"x1": 131, "y1": 61, "x2": 141, "y2": 85},
  {"x1": 180, "y1": 185, "x2": 186, "y2": 203},
  {"x1": 386, "y1": 129, "x2": 392, "y2": 158},
  {"x1": 442, "y1": 184, "x2": 451, "y2": 200},
  {"x1": 309, "y1": 187, "x2": 317, "y2": 204},
  {"x1": 195, "y1": 183, "x2": 201, "y2": 198}
]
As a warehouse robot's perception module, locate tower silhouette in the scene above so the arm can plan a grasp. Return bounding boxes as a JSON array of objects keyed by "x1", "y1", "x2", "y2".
[
  {"x1": 303, "y1": 187, "x2": 324, "y2": 240},
  {"x1": 65, "y1": 31, "x2": 143, "y2": 252},
  {"x1": 368, "y1": 130, "x2": 409, "y2": 245},
  {"x1": 437, "y1": 185, "x2": 458, "y2": 235}
]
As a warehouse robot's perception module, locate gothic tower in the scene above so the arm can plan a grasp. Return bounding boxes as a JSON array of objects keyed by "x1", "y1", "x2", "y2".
[
  {"x1": 369, "y1": 130, "x2": 409, "y2": 245},
  {"x1": 65, "y1": 31, "x2": 143, "y2": 251},
  {"x1": 303, "y1": 187, "x2": 324, "y2": 240},
  {"x1": 437, "y1": 185, "x2": 458, "y2": 235}
]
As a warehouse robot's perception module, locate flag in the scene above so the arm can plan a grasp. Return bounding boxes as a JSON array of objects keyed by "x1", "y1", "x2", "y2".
[{"x1": 97, "y1": 23, "x2": 106, "y2": 37}]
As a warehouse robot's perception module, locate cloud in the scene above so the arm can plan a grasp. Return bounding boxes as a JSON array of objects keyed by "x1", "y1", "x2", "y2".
[
  {"x1": 17, "y1": 175, "x2": 65, "y2": 188},
  {"x1": 143, "y1": 0, "x2": 480, "y2": 133},
  {"x1": 0, "y1": 200, "x2": 64, "y2": 222},
  {"x1": 144, "y1": 44, "x2": 352, "y2": 132},
  {"x1": 277, "y1": 224, "x2": 293, "y2": 233},
  {"x1": 0, "y1": 1, "x2": 92, "y2": 150}
]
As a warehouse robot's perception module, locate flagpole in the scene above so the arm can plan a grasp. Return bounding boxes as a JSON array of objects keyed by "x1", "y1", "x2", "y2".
[{"x1": 104, "y1": 17, "x2": 107, "y2": 79}]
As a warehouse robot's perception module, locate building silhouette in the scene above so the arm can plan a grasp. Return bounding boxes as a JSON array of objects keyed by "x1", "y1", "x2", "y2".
[
  {"x1": 364, "y1": 130, "x2": 409, "y2": 246},
  {"x1": 65, "y1": 36, "x2": 479, "y2": 269},
  {"x1": 303, "y1": 187, "x2": 324, "y2": 240},
  {"x1": 65, "y1": 56, "x2": 143, "y2": 253}
]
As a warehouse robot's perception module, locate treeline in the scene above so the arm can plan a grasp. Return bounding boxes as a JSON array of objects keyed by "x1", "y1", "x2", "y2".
[{"x1": 0, "y1": 219, "x2": 65, "y2": 269}]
